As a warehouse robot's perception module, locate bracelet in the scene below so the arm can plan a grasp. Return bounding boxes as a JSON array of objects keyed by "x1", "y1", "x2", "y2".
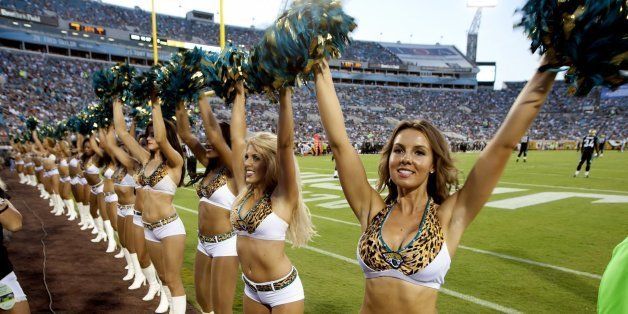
[{"x1": 0, "y1": 203, "x2": 9, "y2": 215}]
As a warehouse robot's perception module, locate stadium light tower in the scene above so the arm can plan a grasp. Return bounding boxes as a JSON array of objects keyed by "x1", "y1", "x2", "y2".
[{"x1": 466, "y1": 0, "x2": 497, "y2": 63}]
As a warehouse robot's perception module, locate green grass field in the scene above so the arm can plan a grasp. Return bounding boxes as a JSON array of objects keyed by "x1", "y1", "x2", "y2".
[{"x1": 172, "y1": 150, "x2": 628, "y2": 313}]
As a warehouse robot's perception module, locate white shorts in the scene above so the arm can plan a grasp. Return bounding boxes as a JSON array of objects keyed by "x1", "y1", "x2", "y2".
[
  {"x1": 132, "y1": 212, "x2": 144, "y2": 227},
  {"x1": 80, "y1": 178, "x2": 88, "y2": 185},
  {"x1": 117, "y1": 204, "x2": 134, "y2": 217},
  {"x1": 90, "y1": 183, "x2": 104, "y2": 195},
  {"x1": 243, "y1": 267, "x2": 304, "y2": 308},
  {"x1": 0, "y1": 272, "x2": 27, "y2": 302},
  {"x1": 104, "y1": 193, "x2": 118, "y2": 203},
  {"x1": 70, "y1": 177, "x2": 80, "y2": 185},
  {"x1": 59, "y1": 176, "x2": 71, "y2": 183},
  {"x1": 197, "y1": 233, "x2": 237, "y2": 257},
  {"x1": 143, "y1": 216, "x2": 186, "y2": 243}
]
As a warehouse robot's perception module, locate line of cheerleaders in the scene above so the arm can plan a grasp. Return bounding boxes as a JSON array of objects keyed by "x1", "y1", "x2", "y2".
[{"x1": 10, "y1": 56, "x2": 558, "y2": 314}]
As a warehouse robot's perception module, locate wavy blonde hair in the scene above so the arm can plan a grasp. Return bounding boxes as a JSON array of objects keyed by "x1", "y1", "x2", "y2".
[{"x1": 233, "y1": 132, "x2": 315, "y2": 247}]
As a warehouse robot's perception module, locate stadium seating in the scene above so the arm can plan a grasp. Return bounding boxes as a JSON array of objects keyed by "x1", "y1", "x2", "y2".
[{"x1": 1, "y1": 49, "x2": 624, "y2": 147}]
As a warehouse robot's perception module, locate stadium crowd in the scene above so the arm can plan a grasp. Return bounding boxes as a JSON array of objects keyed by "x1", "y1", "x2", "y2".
[
  {"x1": 1, "y1": 0, "x2": 402, "y2": 65},
  {"x1": 0, "y1": 49, "x2": 625, "y2": 149}
]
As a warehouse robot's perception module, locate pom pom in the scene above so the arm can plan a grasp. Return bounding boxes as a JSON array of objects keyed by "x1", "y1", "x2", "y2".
[
  {"x1": 516, "y1": 0, "x2": 628, "y2": 96},
  {"x1": 130, "y1": 105, "x2": 152, "y2": 130},
  {"x1": 157, "y1": 48, "x2": 211, "y2": 111},
  {"x1": 246, "y1": 0, "x2": 356, "y2": 94},
  {"x1": 25, "y1": 116, "x2": 39, "y2": 131},
  {"x1": 53, "y1": 121, "x2": 68, "y2": 140},
  {"x1": 38, "y1": 123, "x2": 55, "y2": 139},
  {"x1": 86, "y1": 101, "x2": 113, "y2": 130},
  {"x1": 93, "y1": 62, "x2": 137, "y2": 103},
  {"x1": 130, "y1": 65, "x2": 160, "y2": 106},
  {"x1": 208, "y1": 43, "x2": 249, "y2": 104}
]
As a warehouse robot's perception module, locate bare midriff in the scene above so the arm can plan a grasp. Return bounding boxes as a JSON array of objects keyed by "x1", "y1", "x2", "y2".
[{"x1": 360, "y1": 277, "x2": 438, "y2": 314}]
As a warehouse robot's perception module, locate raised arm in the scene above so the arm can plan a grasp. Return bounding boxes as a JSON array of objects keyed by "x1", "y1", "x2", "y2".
[
  {"x1": 105, "y1": 126, "x2": 137, "y2": 171},
  {"x1": 175, "y1": 101, "x2": 209, "y2": 166},
  {"x1": 151, "y1": 98, "x2": 183, "y2": 169},
  {"x1": 230, "y1": 82, "x2": 247, "y2": 193},
  {"x1": 32, "y1": 130, "x2": 45, "y2": 153},
  {"x1": 450, "y1": 55, "x2": 557, "y2": 233},
  {"x1": 198, "y1": 93, "x2": 233, "y2": 171},
  {"x1": 77, "y1": 133, "x2": 84, "y2": 154},
  {"x1": 274, "y1": 88, "x2": 298, "y2": 207},
  {"x1": 90, "y1": 129, "x2": 104, "y2": 157},
  {"x1": 114, "y1": 99, "x2": 149, "y2": 164},
  {"x1": 313, "y1": 59, "x2": 383, "y2": 226}
]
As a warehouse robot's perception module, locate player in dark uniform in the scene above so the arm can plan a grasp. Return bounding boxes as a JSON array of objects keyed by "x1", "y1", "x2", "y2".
[
  {"x1": 574, "y1": 129, "x2": 599, "y2": 178},
  {"x1": 598, "y1": 135, "x2": 607, "y2": 157},
  {"x1": 516, "y1": 135, "x2": 530, "y2": 162}
]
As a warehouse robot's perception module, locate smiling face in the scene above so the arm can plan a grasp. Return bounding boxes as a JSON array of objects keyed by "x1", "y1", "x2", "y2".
[
  {"x1": 243, "y1": 144, "x2": 267, "y2": 185},
  {"x1": 388, "y1": 128, "x2": 434, "y2": 191}
]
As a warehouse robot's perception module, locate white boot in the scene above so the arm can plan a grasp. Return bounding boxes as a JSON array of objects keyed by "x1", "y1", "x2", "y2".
[
  {"x1": 123, "y1": 252, "x2": 136, "y2": 281},
  {"x1": 155, "y1": 285, "x2": 171, "y2": 313},
  {"x1": 114, "y1": 247, "x2": 125, "y2": 259},
  {"x1": 54, "y1": 195, "x2": 65, "y2": 216},
  {"x1": 91, "y1": 214, "x2": 101, "y2": 235},
  {"x1": 142, "y1": 264, "x2": 160, "y2": 301},
  {"x1": 30, "y1": 175, "x2": 37, "y2": 186},
  {"x1": 129, "y1": 254, "x2": 146, "y2": 290},
  {"x1": 104, "y1": 220, "x2": 117, "y2": 253},
  {"x1": 171, "y1": 295, "x2": 187, "y2": 314},
  {"x1": 81, "y1": 205, "x2": 94, "y2": 230},
  {"x1": 76, "y1": 203, "x2": 85, "y2": 226},
  {"x1": 91, "y1": 217, "x2": 106, "y2": 242},
  {"x1": 19, "y1": 173, "x2": 26, "y2": 184}
]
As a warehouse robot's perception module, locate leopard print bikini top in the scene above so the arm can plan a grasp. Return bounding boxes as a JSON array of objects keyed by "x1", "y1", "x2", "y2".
[
  {"x1": 137, "y1": 159, "x2": 176, "y2": 195},
  {"x1": 357, "y1": 198, "x2": 451, "y2": 289},
  {"x1": 196, "y1": 167, "x2": 235, "y2": 210},
  {"x1": 230, "y1": 190, "x2": 288, "y2": 241},
  {"x1": 196, "y1": 167, "x2": 228, "y2": 199}
]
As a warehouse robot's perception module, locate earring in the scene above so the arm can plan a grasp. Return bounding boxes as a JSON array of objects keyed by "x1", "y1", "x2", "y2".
[{"x1": 429, "y1": 170, "x2": 434, "y2": 174}]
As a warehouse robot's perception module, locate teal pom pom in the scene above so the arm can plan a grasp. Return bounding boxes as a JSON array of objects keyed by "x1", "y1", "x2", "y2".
[
  {"x1": 246, "y1": 0, "x2": 357, "y2": 95},
  {"x1": 38, "y1": 123, "x2": 55, "y2": 139},
  {"x1": 25, "y1": 116, "x2": 39, "y2": 131},
  {"x1": 131, "y1": 105, "x2": 152, "y2": 130},
  {"x1": 130, "y1": 65, "x2": 160, "y2": 106},
  {"x1": 93, "y1": 62, "x2": 137, "y2": 103},
  {"x1": 53, "y1": 121, "x2": 68, "y2": 140},
  {"x1": 157, "y1": 48, "x2": 211, "y2": 112},
  {"x1": 209, "y1": 43, "x2": 249, "y2": 104},
  {"x1": 516, "y1": 0, "x2": 628, "y2": 96},
  {"x1": 86, "y1": 101, "x2": 113, "y2": 129}
]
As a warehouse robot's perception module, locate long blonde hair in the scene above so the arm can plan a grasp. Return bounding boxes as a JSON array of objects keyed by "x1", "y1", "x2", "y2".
[{"x1": 233, "y1": 132, "x2": 316, "y2": 247}]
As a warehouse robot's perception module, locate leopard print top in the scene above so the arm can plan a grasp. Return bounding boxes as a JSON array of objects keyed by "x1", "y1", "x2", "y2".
[
  {"x1": 358, "y1": 199, "x2": 444, "y2": 274},
  {"x1": 230, "y1": 191, "x2": 273, "y2": 234},
  {"x1": 196, "y1": 167, "x2": 229, "y2": 199},
  {"x1": 138, "y1": 160, "x2": 168, "y2": 187}
]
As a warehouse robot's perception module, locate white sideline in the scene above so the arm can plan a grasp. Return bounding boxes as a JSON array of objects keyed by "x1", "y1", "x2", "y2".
[{"x1": 173, "y1": 203, "x2": 521, "y2": 313}]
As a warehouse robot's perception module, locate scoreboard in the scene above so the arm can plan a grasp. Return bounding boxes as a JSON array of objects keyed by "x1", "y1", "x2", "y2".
[{"x1": 69, "y1": 22, "x2": 106, "y2": 35}]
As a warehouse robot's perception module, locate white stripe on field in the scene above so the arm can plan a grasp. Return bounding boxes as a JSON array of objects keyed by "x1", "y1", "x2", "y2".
[
  {"x1": 171, "y1": 203, "x2": 520, "y2": 312},
  {"x1": 458, "y1": 245, "x2": 602, "y2": 280}
]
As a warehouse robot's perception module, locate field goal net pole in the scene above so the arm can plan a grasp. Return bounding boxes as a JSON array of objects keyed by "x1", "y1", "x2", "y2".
[
  {"x1": 220, "y1": 0, "x2": 225, "y2": 49},
  {"x1": 151, "y1": 0, "x2": 159, "y2": 64}
]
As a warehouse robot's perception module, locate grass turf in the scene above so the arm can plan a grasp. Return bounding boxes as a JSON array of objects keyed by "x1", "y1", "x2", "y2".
[{"x1": 172, "y1": 150, "x2": 628, "y2": 313}]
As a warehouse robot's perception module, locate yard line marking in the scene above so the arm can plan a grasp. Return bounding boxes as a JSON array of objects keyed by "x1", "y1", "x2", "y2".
[
  {"x1": 458, "y1": 245, "x2": 602, "y2": 280},
  {"x1": 301, "y1": 167, "x2": 628, "y2": 194},
  {"x1": 308, "y1": 214, "x2": 602, "y2": 280},
  {"x1": 499, "y1": 181, "x2": 628, "y2": 194},
  {"x1": 171, "y1": 202, "x2": 520, "y2": 312}
]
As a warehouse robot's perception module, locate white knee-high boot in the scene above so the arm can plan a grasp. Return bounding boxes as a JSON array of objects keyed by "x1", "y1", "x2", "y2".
[
  {"x1": 76, "y1": 202, "x2": 85, "y2": 226},
  {"x1": 104, "y1": 220, "x2": 117, "y2": 253},
  {"x1": 18, "y1": 173, "x2": 26, "y2": 184},
  {"x1": 53, "y1": 195, "x2": 65, "y2": 216},
  {"x1": 142, "y1": 264, "x2": 160, "y2": 301},
  {"x1": 81, "y1": 205, "x2": 95, "y2": 230},
  {"x1": 155, "y1": 285, "x2": 171, "y2": 313},
  {"x1": 29, "y1": 175, "x2": 37, "y2": 186},
  {"x1": 123, "y1": 252, "x2": 136, "y2": 281},
  {"x1": 171, "y1": 295, "x2": 187, "y2": 314},
  {"x1": 63, "y1": 199, "x2": 77, "y2": 221},
  {"x1": 91, "y1": 217, "x2": 106, "y2": 242},
  {"x1": 129, "y1": 254, "x2": 146, "y2": 290}
]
